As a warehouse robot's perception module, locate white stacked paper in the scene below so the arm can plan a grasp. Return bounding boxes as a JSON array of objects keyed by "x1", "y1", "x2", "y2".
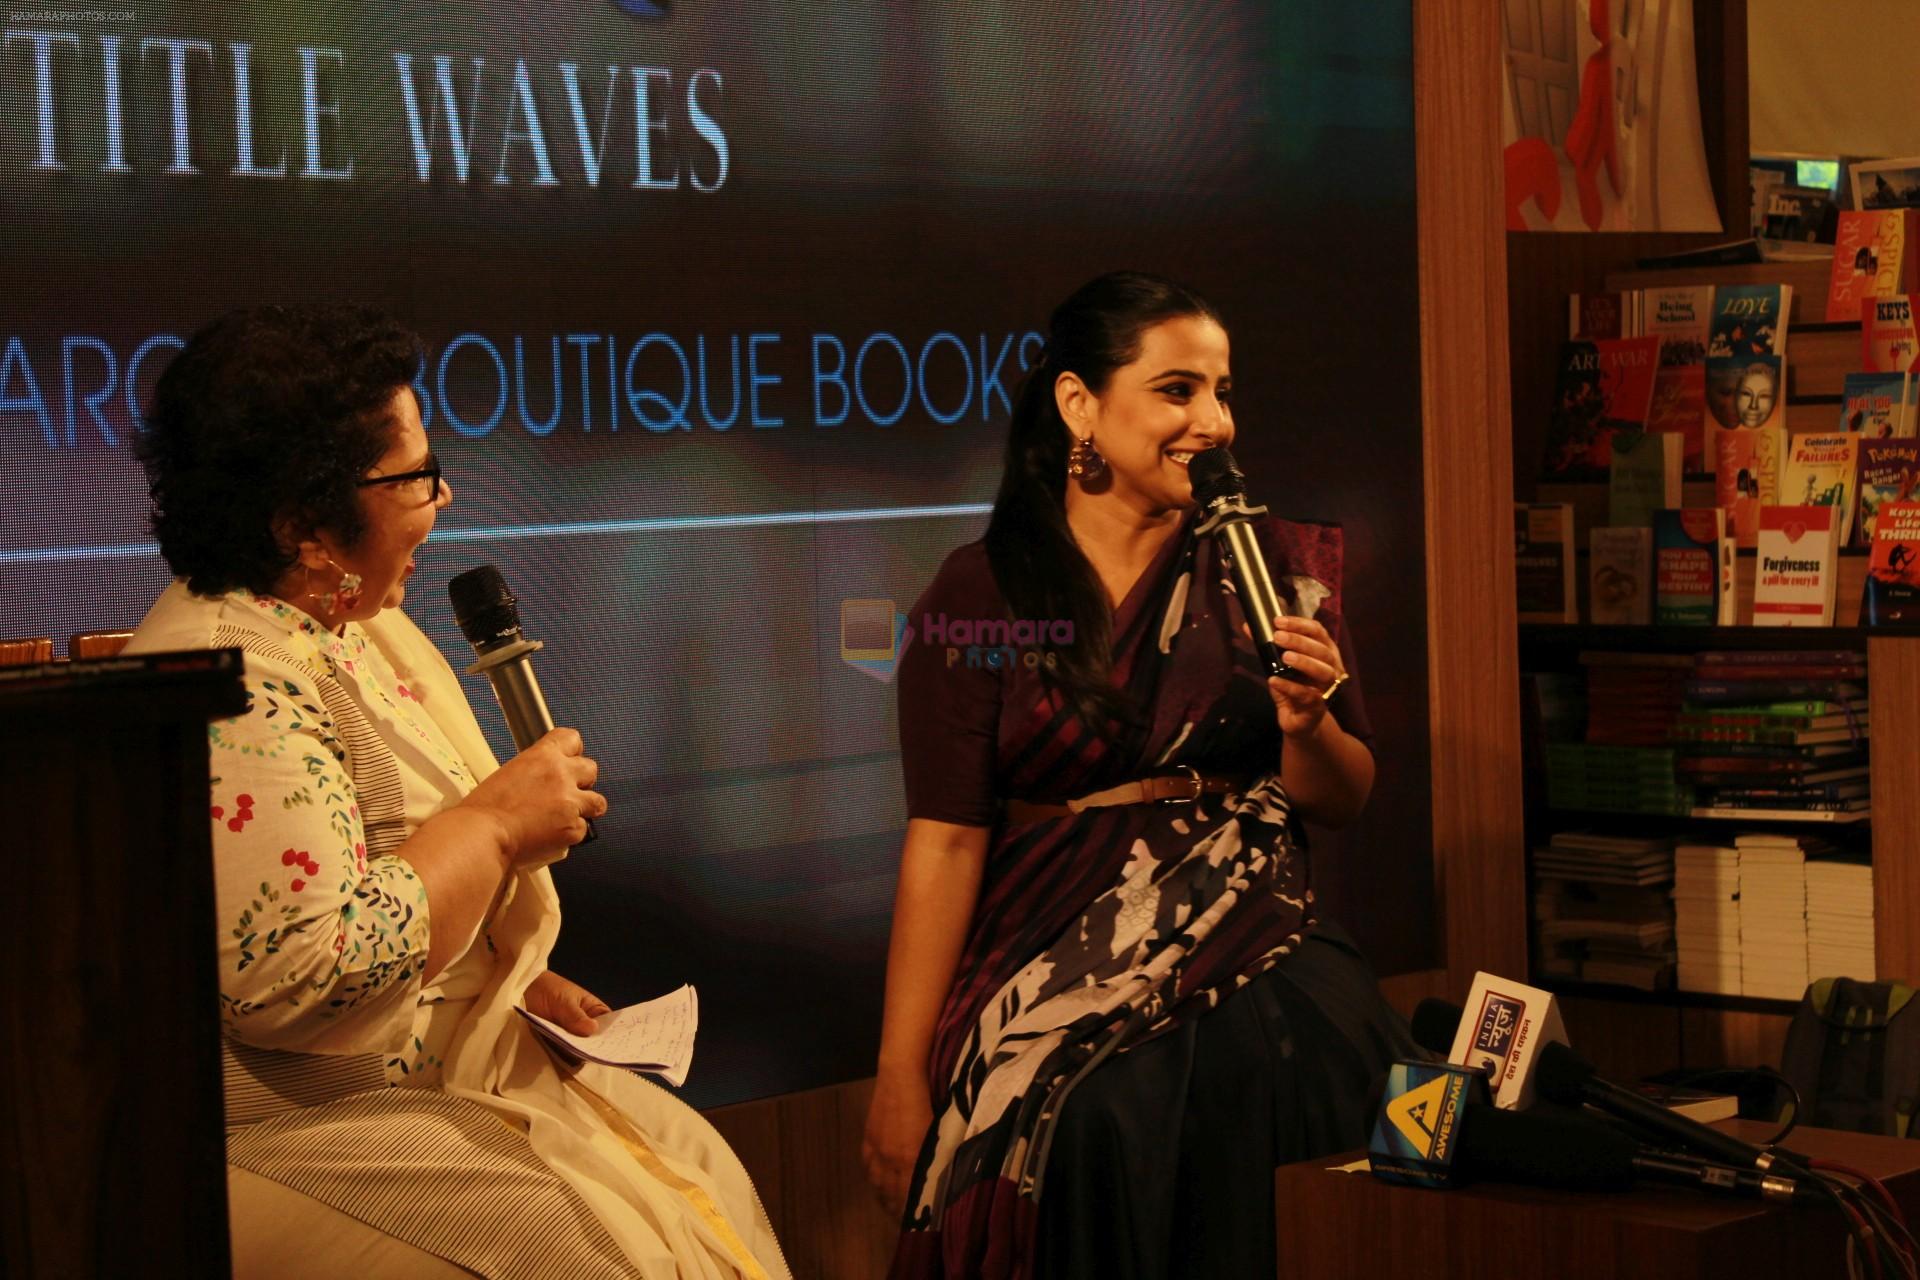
[
  {"x1": 1806, "y1": 858, "x2": 1876, "y2": 982},
  {"x1": 1736, "y1": 836, "x2": 1809, "y2": 1001},
  {"x1": 1674, "y1": 844, "x2": 1742, "y2": 995}
]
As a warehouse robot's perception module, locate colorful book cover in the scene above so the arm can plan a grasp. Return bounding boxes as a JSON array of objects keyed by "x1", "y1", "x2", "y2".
[
  {"x1": 1837, "y1": 371, "x2": 1910, "y2": 438},
  {"x1": 1705, "y1": 354, "x2": 1783, "y2": 433},
  {"x1": 1654, "y1": 507, "x2": 1731, "y2": 626},
  {"x1": 1780, "y1": 432, "x2": 1861, "y2": 545},
  {"x1": 1856, "y1": 439, "x2": 1920, "y2": 548},
  {"x1": 1708, "y1": 284, "x2": 1791, "y2": 359},
  {"x1": 1542, "y1": 337, "x2": 1662, "y2": 478},
  {"x1": 1608, "y1": 430, "x2": 1684, "y2": 527},
  {"x1": 1713, "y1": 423, "x2": 1785, "y2": 548},
  {"x1": 1515, "y1": 503, "x2": 1577, "y2": 623},
  {"x1": 1643, "y1": 286, "x2": 1714, "y2": 366},
  {"x1": 1863, "y1": 295, "x2": 1918, "y2": 373},
  {"x1": 1648, "y1": 365, "x2": 1709, "y2": 470},
  {"x1": 1861, "y1": 500, "x2": 1920, "y2": 625},
  {"x1": 1589, "y1": 527, "x2": 1653, "y2": 625},
  {"x1": 1570, "y1": 291, "x2": 1636, "y2": 340},
  {"x1": 1828, "y1": 209, "x2": 1920, "y2": 322},
  {"x1": 1753, "y1": 505, "x2": 1842, "y2": 627}
]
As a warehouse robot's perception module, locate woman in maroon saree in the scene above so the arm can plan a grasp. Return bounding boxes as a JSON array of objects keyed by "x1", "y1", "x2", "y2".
[{"x1": 864, "y1": 272, "x2": 1415, "y2": 1279}]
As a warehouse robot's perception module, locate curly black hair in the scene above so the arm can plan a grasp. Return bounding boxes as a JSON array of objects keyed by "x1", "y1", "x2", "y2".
[{"x1": 137, "y1": 304, "x2": 423, "y2": 595}]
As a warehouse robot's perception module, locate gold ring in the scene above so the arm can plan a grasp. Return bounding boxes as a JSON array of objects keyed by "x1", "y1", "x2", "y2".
[{"x1": 1320, "y1": 672, "x2": 1349, "y2": 703}]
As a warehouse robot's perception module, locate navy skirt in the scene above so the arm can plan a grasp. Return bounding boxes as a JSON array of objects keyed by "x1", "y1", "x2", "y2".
[{"x1": 1032, "y1": 922, "x2": 1415, "y2": 1280}]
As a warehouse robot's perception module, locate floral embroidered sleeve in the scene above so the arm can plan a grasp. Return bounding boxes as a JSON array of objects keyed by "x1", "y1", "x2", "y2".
[{"x1": 208, "y1": 662, "x2": 431, "y2": 1053}]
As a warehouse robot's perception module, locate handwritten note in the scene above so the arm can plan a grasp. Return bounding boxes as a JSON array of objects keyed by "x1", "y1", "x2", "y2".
[{"x1": 518, "y1": 984, "x2": 699, "y2": 1087}]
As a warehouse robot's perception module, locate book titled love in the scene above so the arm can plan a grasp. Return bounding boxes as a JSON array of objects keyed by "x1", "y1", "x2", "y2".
[{"x1": 1753, "y1": 505, "x2": 1842, "y2": 626}]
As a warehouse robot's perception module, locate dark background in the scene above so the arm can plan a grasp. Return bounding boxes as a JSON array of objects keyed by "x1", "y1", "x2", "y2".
[{"x1": 0, "y1": 1, "x2": 1431, "y2": 1106}]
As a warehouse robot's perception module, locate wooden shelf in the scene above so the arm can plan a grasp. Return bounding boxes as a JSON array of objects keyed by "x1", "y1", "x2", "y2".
[
  {"x1": 1542, "y1": 980, "x2": 1799, "y2": 1016},
  {"x1": 1540, "y1": 807, "x2": 1872, "y2": 828},
  {"x1": 1519, "y1": 621, "x2": 1888, "y2": 652},
  {"x1": 1515, "y1": 537, "x2": 1888, "y2": 627}
]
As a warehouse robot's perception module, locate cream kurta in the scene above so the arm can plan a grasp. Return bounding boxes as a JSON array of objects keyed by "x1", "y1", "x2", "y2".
[{"x1": 128, "y1": 582, "x2": 789, "y2": 1280}]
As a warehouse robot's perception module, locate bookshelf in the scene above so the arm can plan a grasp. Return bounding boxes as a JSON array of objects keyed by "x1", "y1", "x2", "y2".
[{"x1": 1514, "y1": 250, "x2": 1920, "y2": 1080}]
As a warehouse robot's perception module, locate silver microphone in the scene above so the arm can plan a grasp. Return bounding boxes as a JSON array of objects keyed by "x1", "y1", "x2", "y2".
[{"x1": 447, "y1": 564, "x2": 596, "y2": 843}]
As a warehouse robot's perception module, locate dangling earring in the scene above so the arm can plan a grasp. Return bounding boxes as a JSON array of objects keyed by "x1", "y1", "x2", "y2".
[
  {"x1": 305, "y1": 559, "x2": 364, "y2": 615},
  {"x1": 1067, "y1": 434, "x2": 1105, "y2": 479}
]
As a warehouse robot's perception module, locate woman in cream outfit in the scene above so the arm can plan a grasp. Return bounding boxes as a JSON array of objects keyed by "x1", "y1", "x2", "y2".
[{"x1": 128, "y1": 303, "x2": 789, "y2": 1280}]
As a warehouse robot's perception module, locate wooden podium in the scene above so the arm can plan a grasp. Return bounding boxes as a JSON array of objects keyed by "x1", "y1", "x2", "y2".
[
  {"x1": 1276, "y1": 1120, "x2": 1920, "y2": 1279},
  {"x1": 0, "y1": 651, "x2": 246, "y2": 1280}
]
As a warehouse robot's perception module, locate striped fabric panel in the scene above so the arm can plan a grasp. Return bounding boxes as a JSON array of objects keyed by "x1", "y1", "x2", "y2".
[
  {"x1": 211, "y1": 625, "x2": 409, "y2": 857},
  {"x1": 227, "y1": 1090, "x2": 639, "y2": 1280},
  {"x1": 307, "y1": 673, "x2": 409, "y2": 857},
  {"x1": 221, "y1": 1039, "x2": 389, "y2": 1129}
]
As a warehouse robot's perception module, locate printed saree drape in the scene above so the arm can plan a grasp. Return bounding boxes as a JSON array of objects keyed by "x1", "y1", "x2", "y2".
[{"x1": 889, "y1": 515, "x2": 1360, "y2": 1279}]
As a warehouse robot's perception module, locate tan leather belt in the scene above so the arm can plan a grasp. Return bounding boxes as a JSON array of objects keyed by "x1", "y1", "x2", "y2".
[{"x1": 1002, "y1": 766, "x2": 1244, "y2": 825}]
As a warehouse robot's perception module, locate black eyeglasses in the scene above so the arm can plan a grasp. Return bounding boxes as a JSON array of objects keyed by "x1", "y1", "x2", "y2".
[{"x1": 357, "y1": 455, "x2": 444, "y2": 503}]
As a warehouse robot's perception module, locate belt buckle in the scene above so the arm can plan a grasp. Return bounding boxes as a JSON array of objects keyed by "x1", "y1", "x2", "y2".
[{"x1": 1157, "y1": 764, "x2": 1204, "y2": 805}]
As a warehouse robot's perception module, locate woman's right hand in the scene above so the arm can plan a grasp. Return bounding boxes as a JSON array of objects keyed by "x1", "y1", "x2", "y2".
[
  {"x1": 460, "y1": 727, "x2": 607, "y2": 867},
  {"x1": 863, "y1": 1065, "x2": 934, "y2": 1218}
]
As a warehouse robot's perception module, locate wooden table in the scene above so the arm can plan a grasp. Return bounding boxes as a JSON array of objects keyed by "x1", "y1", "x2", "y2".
[{"x1": 1275, "y1": 1121, "x2": 1920, "y2": 1279}]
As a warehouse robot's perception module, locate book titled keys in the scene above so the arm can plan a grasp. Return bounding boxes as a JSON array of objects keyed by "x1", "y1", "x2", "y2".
[{"x1": 517, "y1": 983, "x2": 699, "y2": 1087}]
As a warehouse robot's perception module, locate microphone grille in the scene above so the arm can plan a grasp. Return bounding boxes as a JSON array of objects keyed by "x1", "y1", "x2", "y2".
[
  {"x1": 1410, "y1": 998, "x2": 1465, "y2": 1056},
  {"x1": 1187, "y1": 446, "x2": 1245, "y2": 505},
  {"x1": 1532, "y1": 1040, "x2": 1596, "y2": 1106},
  {"x1": 447, "y1": 565, "x2": 522, "y2": 647}
]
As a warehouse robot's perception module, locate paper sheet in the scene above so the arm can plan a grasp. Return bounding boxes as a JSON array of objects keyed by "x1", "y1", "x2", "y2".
[{"x1": 518, "y1": 984, "x2": 698, "y2": 1087}]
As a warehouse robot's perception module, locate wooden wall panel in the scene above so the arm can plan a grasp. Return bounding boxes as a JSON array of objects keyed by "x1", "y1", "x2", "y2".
[
  {"x1": 1558, "y1": 996, "x2": 1685, "y2": 1083},
  {"x1": 1415, "y1": 0, "x2": 1530, "y2": 989},
  {"x1": 1871, "y1": 636, "x2": 1920, "y2": 985},
  {"x1": 1679, "y1": 1009, "x2": 1792, "y2": 1073},
  {"x1": 704, "y1": 1078, "x2": 895, "y2": 1280}
]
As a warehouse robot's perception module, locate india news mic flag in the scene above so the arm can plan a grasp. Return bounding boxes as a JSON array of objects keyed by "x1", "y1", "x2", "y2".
[
  {"x1": 1447, "y1": 972, "x2": 1570, "y2": 1110},
  {"x1": 1367, "y1": 1061, "x2": 1489, "y2": 1188}
]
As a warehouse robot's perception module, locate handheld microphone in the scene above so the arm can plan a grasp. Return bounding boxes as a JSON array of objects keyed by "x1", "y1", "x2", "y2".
[
  {"x1": 1187, "y1": 447, "x2": 1310, "y2": 684},
  {"x1": 1534, "y1": 1041, "x2": 1806, "y2": 1173},
  {"x1": 447, "y1": 564, "x2": 595, "y2": 847}
]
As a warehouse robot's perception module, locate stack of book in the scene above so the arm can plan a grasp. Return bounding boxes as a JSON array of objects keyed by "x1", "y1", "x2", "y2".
[
  {"x1": 1582, "y1": 652, "x2": 1694, "y2": 747},
  {"x1": 1676, "y1": 651, "x2": 1870, "y2": 823},
  {"x1": 1533, "y1": 832, "x2": 1676, "y2": 990},
  {"x1": 1545, "y1": 744, "x2": 1692, "y2": 815},
  {"x1": 1672, "y1": 843, "x2": 1743, "y2": 995},
  {"x1": 1806, "y1": 857, "x2": 1877, "y2": 982},
  {"x1": 1737, "y1": 834, "x2": 1815, "y2": 1001}
]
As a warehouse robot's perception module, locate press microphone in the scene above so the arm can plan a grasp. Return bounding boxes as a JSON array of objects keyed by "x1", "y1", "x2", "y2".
[
  {"x1": 1415, "y1": 973, "x2": 1570, "y2": 1110},
  {"x1": 1455, "y1": 1101, "x2": 1820, "y2": 1205},
  {"x1": 1534, "y1": 1041, "x2": 1805, "y2": 1173},
  {"x1": 447, "y1": 564, "x2": 595, "y2": 846},
  {"x1": 1369, "y1": 1060, "x2": 1816, "y2": 1204},
  {"x1": 1187, "y1": 447, "x2": 1309, "y2": 684}
]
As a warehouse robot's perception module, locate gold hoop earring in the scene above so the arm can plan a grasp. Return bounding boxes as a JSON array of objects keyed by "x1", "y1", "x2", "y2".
[{"x1": 1067, "y1": 434, "x2": 1105, "y2": 479}]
